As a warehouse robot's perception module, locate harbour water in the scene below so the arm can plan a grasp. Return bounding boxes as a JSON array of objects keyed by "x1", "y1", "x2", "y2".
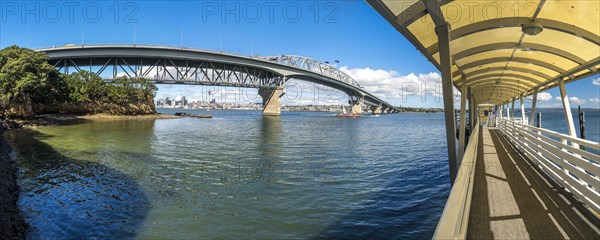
[{"x1": 4, "y1": 109, "x2": 598, "y2": 239}]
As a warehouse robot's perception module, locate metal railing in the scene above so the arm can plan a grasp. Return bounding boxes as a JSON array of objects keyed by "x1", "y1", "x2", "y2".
[
  {"x1": 498, "y1": 118, "x2": 600, "y2": 215},
  {"x1": 434, "y1": 120, "x2": 480, "y2": 239}
]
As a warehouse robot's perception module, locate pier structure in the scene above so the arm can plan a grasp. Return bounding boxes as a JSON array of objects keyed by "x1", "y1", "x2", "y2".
[{"x1": 368, "y1": 0, "x2": 600, "y2": 239}]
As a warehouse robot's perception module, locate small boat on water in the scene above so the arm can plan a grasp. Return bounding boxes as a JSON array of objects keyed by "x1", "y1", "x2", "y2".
[
  {"x1": 335, "y1": 106, "x2": 360, "y2": 118},
  {"x1": 335, "y1": 113, "x2": 361, "y2": 118},
  {"x1": 174, "y1": 112, "x2": 213, "y2": 118}
]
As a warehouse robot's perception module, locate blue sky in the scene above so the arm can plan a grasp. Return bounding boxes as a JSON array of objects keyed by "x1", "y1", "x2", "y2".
[{"x1": 1, "y1": 1, "x2": 598, "y2": 108}]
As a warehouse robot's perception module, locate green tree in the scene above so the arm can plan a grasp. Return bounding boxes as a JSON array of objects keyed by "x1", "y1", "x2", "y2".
[
  {"x1": 63, "y1": 71, "x2": 106, "y2": 103},
  {"x1": 0, "y1": 46, "x2": 67, "y2": 116}
]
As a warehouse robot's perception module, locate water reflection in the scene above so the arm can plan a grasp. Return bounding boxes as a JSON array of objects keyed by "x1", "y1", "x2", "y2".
[
  {"x1": 8, "y1": 111, "x2": 456, "y2": 239},
  {"x1": 260, "y1": 116, "x2": 282, "y2": 161},
  {"x1": 5, "y1": 130, "x2": 150, "y2": 239}
]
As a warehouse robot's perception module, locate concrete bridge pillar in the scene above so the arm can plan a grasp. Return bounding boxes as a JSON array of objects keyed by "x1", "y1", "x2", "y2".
[
  {"x1": 350, "y1": 100, "x2": 363, "y2": 114},
  {"x1": 371, "y1": 105, "x2": 382, "y2": 114},
  {"x1": 383, "y1": 107, "x2": 390, "y2": 114},
  {"x1": 259, "y1": 87, "x2": 285, "y2": 116}
]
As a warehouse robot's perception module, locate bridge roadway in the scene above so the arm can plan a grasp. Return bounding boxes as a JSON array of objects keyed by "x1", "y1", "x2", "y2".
[
  {"x1": 38, "y1": 45, "x2": 399, "y2": 116},
  {"x1": 468, "y1": 127, "x2": 600, "y2": 239}
]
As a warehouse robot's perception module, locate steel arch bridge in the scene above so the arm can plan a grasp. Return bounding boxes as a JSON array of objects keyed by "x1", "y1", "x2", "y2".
[{"x1": 38, "y1": 45, "x2": 399, "y2": 113}]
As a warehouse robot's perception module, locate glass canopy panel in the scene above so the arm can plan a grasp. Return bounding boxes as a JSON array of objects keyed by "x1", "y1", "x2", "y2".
[
  {"x1": 470, "y1": 85, "x2": 533, "y2": 98},
  {"x1": 512, "y1": 49, "x2": 578, "y2": 71},
  {"x1": 454, "y1": 49, "x2": 514, "y2": 66},
  {"x1": 469, "y1": 77, "x2": 537, "y2": 88},
  {"x1": 468, "y1": 69, "x2": 546, "y2": 84},
  {"x1": 447, "y1": 27, "x2": 523, "y2": 56},
  {"x1": 382, "y1": 0, "x2": 420, "y2": 17},
  {"x1": 523, "y1": 29, "x2": 599, "y2": 62},
  {"x1": 506, "y1": 61, "x2": 560, "y2": 79},
  {"x1": 473, "y1": 86, "x2": 519, "y2": 100},
  {"x1": 573, "y1": 69, "x2": 591, "y2": 79},
  {"x1": 440, "y1": 0, "x2": 537, "y2": 33},
  {"x1": 538, "y1": 0, "x2": 600, "y2": 37},
  {"x1": 462, "y1": 62, "x2": 511, "y2": 75},
  {"x1": 407, "y1": 14, "x2": 437, "y2": 53},
  {"x1": 432, "y1": 53, "x2": 460, "y2": 74}
]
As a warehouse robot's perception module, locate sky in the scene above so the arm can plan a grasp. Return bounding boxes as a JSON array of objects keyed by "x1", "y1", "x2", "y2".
[{"x1": 0, "y1": 1, "x2": 598, "y2": 108}]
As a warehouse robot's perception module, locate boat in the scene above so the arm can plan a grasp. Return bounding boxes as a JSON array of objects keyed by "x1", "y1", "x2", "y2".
[
  {"x1": 189, "y1": 114, "x2": 213, "y2": 118},
  {"x1": 335, "y1": 113, "x2": 361, "y2": 118},
  {"x1": 336, "y1": 106, "x2": 361, "y2": 117},
  {"x1": 174, "y1": 113, "x2": 213, "y2": 118}
]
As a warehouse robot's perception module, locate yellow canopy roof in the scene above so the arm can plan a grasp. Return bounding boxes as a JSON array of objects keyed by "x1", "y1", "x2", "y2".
[{"x1": 368, "y1": 0, "x2": 599, "y2": 105}]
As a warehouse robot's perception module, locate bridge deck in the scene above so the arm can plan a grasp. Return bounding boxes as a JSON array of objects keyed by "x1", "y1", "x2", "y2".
[{"x1": 467, "y1": 127, "x2": 600, "y2": 239}]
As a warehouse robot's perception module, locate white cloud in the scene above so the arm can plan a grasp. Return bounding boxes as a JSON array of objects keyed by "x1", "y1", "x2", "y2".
[
  {"x1": 569, "y1": 96, "x2": 585, "y2": 105},
  {"x1": 339, "y1": 66, "x2": 443, "y2": 100},
  {"x1": 555, "y1": 96, "x2": 586, "y2": 105},
  {"x1": 592, "y1": 77, "x2": 600, "y2": 86},
  {"x1": 589, "y1": 98, "x2": 600, "y2": 104},
  {"x1": 538, "y1": 92, "x2": 552, "y2": 101},
  {"x1": 526, "y1": 92, "x2": 552, "y2": 101}
]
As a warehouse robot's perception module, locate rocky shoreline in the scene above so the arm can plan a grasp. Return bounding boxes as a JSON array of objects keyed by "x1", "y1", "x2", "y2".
[
  {"x1": 0, "y1": 112, "x2": 178, "y2": 239},
  {"x1": 0, "y1": 125, "x2": 28, "y2": 240},
  {"x1": 6, "y1": 113, "x2": 180, "y2": 128}
]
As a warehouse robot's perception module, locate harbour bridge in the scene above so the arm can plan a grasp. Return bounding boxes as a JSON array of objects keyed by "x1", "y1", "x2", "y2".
[{"x1": 38, "y1": 45, "x2": 400, "y2": 116}]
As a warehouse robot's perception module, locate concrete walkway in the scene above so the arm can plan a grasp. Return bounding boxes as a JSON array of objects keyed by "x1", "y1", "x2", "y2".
[{"x1": 467, "y1": 127, "x2": 600, "y2": 239}]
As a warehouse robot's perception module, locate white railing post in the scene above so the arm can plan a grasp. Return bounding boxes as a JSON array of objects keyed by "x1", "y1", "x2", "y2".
[
  {"x1": 497, "y1": 118, "x2": 600, "y2": 214},
  {"x1": 529, "y1": 91, "x2": 538, "y2": 126},
  {"x1": 520, "y1": 95, "x2": 527, "y2": 125},
  {"x1": 510, "y1": 98, "x2": 515, "y2": 121},
  {"x1": 558, "y1": 78, "x2": 580, "y2": 148},
  {"x1": 505, "y1": 102, "x2": 510, "y2": 119},
  {"x1": 458, "y1": 82, "x2": 468, "y2": 161}
]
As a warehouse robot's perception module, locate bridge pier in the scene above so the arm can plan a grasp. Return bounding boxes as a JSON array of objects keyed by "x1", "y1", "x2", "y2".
[
  {"x1": 383, "y1": 107, "x2": 390, "y2": 114},
  {"x1": 350, "y1": 100, "x2": 363, "y2": 114},
  {"x1": 371, "y1": 105, "x2": 382, "y2": 114},
  {"x1": 258, "y1": 87, "x2": 285, "y2": 116}
]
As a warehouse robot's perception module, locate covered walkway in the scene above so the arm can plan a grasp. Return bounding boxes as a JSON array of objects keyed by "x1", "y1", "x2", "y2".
[
  {"x1": 468, "y1": 127, "x2": 600, "y2": 239},
  {"x1": 366, "y1": 1, "x2": 600, "y2": 238}
]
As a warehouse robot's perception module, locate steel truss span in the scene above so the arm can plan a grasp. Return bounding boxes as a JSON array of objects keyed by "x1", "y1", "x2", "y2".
[
  {"x1": 52, "y1": 56, "x2": 283, "y2": 89},
  {"x1": 39, "y1": 45, "x2": 399, "y2": 113}
]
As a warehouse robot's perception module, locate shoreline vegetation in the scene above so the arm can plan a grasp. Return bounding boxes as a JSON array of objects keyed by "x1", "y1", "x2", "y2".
[
  {"x1": 0, "y1": 45, "x2": 164, "y2": 239},
  {"x1": 1, "y1": 46, "x2": 159, "y2": 124}
]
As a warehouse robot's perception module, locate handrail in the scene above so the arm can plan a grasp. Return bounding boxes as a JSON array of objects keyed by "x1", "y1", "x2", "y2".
[
  {"x1": 433, "y1": 120, "x2": 480, "y2": 240},
  {"x1": 498, "y1": 118, "x2": 600, "y2": 215}
]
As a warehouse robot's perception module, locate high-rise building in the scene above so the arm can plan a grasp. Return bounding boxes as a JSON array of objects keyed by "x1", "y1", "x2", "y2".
[{"x1": 182, "y1": 96, "x2": 188, "y2": 107}]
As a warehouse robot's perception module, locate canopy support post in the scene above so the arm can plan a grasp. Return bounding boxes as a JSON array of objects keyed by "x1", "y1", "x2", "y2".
[
  {"x1": 520, "y1": 95, "x2": 526, "y2": 125},
  {"x1": 558, "y1": 79, "x2": 579, "y2": 147},
  {"x1": 510, "y1": 98, "x2": 515, "y2": 120},
  {"x1": 529, "y1": 91, "x2": 538, "y2": 126},
  {"x1": 458, "y1": 83, "x2": 468, "y2": 161},
  {"x1": 468, "y1": 87, "x2": 475, "y2": 131},
  {"x1": 436, "y1": 23, "x2": 458, "y2": 184}
]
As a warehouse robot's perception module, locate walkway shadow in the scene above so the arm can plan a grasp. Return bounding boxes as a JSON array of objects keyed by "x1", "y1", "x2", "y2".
[
  {"x1": 4, "y1": 129, "x2": 150, "y2": 240},
  {"x1": 468, "y1": 128, "x2": 600, "y2": 239},
  {"x1": 467, "y1": 126, "x2": 494, "y2": 239}
]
